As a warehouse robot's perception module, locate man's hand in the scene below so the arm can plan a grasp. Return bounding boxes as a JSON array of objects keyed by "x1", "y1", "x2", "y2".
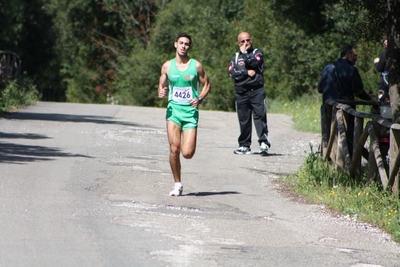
[
  {"x1": 240, "y1": 42, "x2": 251, "y2": 53},
  {"x1": 248, "y1": 70, "x2": 256, "y2": 77}
]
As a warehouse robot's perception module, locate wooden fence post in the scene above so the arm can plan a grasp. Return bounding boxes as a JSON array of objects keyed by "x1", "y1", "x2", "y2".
[
  {"x1": 389, "y1": 126, "x2": 400, "y2": 196},
  {"x1": 336, "y1": 109, "x2": 353, "y2": 170},
  {"x1": 322, "y1": 100, "x2": 400, "y2": 197},
  {"x1": 350, "y1": 120, "x2": 368, "y2": 181},
  {"x1": 367, "y1": 123, "x2": 389, "y2": 188}
]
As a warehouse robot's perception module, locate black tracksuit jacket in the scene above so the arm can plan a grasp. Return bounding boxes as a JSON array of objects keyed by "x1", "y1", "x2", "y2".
[{"x1": 228, "y1": 47, "x2": 264, "y2": 92}]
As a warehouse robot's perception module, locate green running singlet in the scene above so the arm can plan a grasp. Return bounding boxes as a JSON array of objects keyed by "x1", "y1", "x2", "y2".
[
  {"x1": 166, "y1": 58, "x2": 200, "y2": 130},
  {"x1": 168, "y1": 58, "x2": 199, "y2": 104}
]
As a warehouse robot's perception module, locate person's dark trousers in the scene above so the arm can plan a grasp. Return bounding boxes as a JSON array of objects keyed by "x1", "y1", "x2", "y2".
[{"x1": 235, "y1": 88, "x2": 269, "y2": 148}]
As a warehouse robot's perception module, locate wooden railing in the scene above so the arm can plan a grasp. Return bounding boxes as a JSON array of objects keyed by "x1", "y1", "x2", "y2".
[{"x1": 321, "y1": 99, "x2": 400, "y2": 196}]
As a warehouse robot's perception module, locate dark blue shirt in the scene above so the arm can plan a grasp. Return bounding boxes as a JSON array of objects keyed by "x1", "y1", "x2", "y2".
[{"x1": 318, "y1": 58, "x2": 371, "y2": 103}]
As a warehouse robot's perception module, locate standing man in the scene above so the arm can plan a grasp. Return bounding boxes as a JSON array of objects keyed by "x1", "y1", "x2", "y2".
[
  {"x1": 335, "y1": 44, "x2": 372, "y2": 102},
  {"x1": 229, "y1": 32, "x2": 271, "y2": 155},
  {"x1": 318, "y1": 44, "x2": 372, "y2": 104},
  {"x1": 158, "y1": 33, "x2": 211, "y2": 196},
  {"x1": 318, "y1": 44, "x2": 372, "y2": 156}
]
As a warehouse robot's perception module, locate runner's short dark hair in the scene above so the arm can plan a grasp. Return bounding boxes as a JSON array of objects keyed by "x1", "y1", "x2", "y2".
[{"x1": 175, "y1": 33, "x2": 192, "y2": 45}]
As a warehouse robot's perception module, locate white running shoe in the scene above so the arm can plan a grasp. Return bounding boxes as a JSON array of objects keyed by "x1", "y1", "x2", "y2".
[
  {"x1": 260, "y1": 142, "x2": 269, "y2": 153},
  {"x1": 169, "y1": 184, "x2": 183, "y2": 196},
  {"x1": 234, "y1": 146, "x2": 251, "y2": 155}
]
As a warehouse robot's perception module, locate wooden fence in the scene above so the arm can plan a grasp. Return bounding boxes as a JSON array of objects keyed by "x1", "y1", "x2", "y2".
[{"x1": 321, "y1": 99, "x2": 400, "y2": 196}]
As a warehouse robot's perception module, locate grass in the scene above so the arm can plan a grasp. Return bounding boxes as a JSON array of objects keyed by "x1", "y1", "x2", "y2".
[
  {"x1": 285, "y1": 152, "x2": 400, "y2": 242},
  {"x1": 269, "y1": 94, "x2": 400, "y2": 243},
  {"x1": 268, "y1": 93, "x2": 321, "y2": 132},
  {"x1": 0, "y1": 77, "x2": 38, "y2": 114}
]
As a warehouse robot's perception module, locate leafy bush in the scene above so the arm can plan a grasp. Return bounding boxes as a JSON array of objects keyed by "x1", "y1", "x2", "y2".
[{"x1": 0, "y1": 77, "x2": 38, "y2": 113}]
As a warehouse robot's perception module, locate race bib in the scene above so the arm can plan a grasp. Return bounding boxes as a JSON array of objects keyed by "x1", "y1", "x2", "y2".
[{"x1": 172, "y1": 86, "x2": 192, "y2": 103}]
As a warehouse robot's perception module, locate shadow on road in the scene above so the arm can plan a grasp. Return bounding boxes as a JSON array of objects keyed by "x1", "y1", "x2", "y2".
[
  {"x1": 0, "y1": 142, "x2": 91, "y2": 164},
  {"x1": 0, "y1": 132, "x2": 50, "y2": 140},
  {"x1": 185, "y1": 191, "x2": 240, "y2": 197},
  {"x1": 2, "y1": 112, "x2": 141, "y2": 127},
  {"x1": 251, "y1": 153, "x2": 284, "y2": 157}
]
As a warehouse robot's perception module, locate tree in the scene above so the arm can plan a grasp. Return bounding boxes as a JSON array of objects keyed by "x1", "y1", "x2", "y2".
[
  {"x1": 47, "y1": 0, "x2": 160, "y2": 103},
  {"x1": 387, "y1": 0, "x2": 400, "y2": 123},
  {"x1": 114, "y1": 0, "x2": 244, "y2": 110},
  {"x1": 3, "y1": 0, "x2": 392, "y2": 109},
  {"x1": 0, "y1": 0, "x2": 59, "y2": 92},
  {"x1": 102, "y1": 0, "x2": 161, "y2": 47},
  {"x1": 341, "y1": 0, "x2": 400, "y2": 122}
]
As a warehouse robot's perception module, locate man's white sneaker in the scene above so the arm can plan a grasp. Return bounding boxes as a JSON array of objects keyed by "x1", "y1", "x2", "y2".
[
  {"x1": 234, "y1": 146, "x2": 251, "y2": 155},
  {"x1": 169, "y1": 184, "x2": 183, "y2": 196},
  {"x1": 260, "y1": 142, "x2": 269, "y2": 153}
]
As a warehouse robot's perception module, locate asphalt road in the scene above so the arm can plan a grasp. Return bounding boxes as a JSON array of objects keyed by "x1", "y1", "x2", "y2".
[{"x1": 0, "y1": 102, "x2": 399, "y2": 267}]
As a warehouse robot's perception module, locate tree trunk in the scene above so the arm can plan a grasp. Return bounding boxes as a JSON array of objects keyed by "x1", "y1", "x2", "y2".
[{"x1": 388, "y1": 0, "x2": 400, "y2": 123}]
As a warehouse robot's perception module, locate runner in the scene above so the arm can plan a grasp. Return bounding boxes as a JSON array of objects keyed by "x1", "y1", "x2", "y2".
[{"x1": 158, "y1": 32, "x2": 211, "y2": 196}]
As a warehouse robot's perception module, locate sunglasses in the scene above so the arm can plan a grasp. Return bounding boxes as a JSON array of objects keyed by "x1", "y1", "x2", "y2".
[{"x1": 240, "y1": 39, "x2": 251, "y2": 44}]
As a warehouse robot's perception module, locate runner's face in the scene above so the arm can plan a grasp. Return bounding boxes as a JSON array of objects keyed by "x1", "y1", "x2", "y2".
[{"x1": 175, "y1": 37, "x2": 191, "y2": 56}]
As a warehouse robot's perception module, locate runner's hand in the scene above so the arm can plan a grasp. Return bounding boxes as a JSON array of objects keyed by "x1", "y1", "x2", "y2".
[
  {"x1": 158, "y1": 87, "x2": 168, "y2": 98},
  {"x1": 189, "y1": 98, "x2": 199, "y2": 108}
]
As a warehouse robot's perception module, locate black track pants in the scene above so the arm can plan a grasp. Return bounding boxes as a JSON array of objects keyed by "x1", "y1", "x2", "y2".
[{"x1": 235, "y1": 88, "x2": 269, "y2": 147}]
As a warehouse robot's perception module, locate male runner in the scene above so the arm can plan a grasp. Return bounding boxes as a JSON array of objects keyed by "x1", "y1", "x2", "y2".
[{"x1": 158, "y1": 33, "x2": 211, "y2": 196}]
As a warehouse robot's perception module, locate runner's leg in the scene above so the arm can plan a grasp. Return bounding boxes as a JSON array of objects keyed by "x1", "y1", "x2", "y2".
[
  {"x1": 181, "y1": 128, "x2": 197, "y2": 159},
  {"x1": 167, "y1": 121, "x2": 182, "y2": 183}
]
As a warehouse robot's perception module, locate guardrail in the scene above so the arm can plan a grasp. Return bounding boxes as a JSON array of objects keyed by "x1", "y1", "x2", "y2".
[
  {"x1": 321, "y1": 99, "x2": 399, "y2": 196},
  {"x1": 0, "y1": 50, "x2": 21, "y2": 88}
]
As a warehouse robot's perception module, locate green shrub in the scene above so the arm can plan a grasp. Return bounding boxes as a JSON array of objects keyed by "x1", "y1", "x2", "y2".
[{"x1": 0, "y1": 77, "x2": 38, "y2": 113}]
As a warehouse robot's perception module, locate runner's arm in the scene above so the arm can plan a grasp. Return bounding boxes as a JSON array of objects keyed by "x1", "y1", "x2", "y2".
[
  {"x1": 190, "y1": 61, "x2": 211, "y2": 107},
  {"x1": 158, "y1": 61, "x2": 170, "y2": 98}
]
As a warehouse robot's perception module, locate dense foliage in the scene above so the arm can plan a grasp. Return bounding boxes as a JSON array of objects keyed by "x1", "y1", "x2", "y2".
[
  {"x1": 0, "y1": 77, "x2": 38, "y2": 113},
  {"x1": 0, "y1": 0, "x2": 397, "y2": 112}
]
